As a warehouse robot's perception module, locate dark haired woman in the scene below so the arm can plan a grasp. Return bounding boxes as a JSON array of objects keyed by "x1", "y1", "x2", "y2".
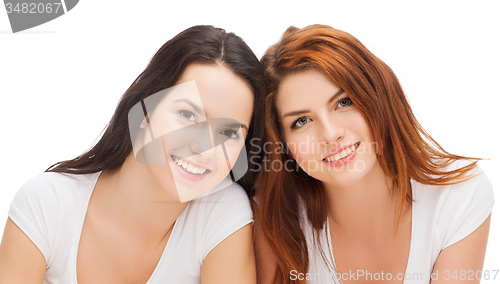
[
  {"x1": 254, "y1": 25, "x2": 494, "y2": 284},
  {"x1": 0, "y1": 25, "x2": 265, "y2": 283}
]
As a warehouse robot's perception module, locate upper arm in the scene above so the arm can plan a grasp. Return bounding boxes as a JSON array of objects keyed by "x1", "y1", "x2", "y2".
[
  {"x1": 0, "y1": 217, "x2": 46, "y2": 283},
  {"x1": 252, "y1": 201, "x2": 277, "y2": 284},
  {"x1": 431, "y1": 214, "x2": 491, "y2": 284},
  {"x1": 201, "y1": 223, "x2": 255, "y2": 284}
]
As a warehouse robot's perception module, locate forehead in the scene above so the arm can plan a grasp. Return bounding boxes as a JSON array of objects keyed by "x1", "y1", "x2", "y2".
[
  {"x1": 276, "y1": 69, "x2": 341, "y2": 116},
  {"x1": 176, "y1": 64, "x2": 254, "y2": 122}
]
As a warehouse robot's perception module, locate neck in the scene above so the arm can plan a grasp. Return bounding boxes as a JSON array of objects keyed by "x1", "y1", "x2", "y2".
[
  {"x1": 324, "y1": 162, "x2": 404, "y2": 236},
  {"x1": 92, "y1": 152, "x2": 187, "y2": 244}
]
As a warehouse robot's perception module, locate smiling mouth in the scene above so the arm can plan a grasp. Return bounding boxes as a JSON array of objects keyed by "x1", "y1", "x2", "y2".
[
  {"x1": 171, "y1": 155, "x2": 211, "y2": 175},
  {"x1": 323, "y1": 142, "x2": 361, "y2": 162}
]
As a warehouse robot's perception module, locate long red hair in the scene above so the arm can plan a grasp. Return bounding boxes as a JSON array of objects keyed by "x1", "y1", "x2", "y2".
[{"x1": 256, "y1": 25, "x2": 481, "y2": 283}]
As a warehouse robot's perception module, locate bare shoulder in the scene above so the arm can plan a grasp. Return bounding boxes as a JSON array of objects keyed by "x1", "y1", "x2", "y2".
[
  {"x1": 201, "y1": 223, "x2": 255, "y2": 284},
  {"x1": 198, "y1": 186, "x2": 256, "y2": 283},
  {"x1": 431, "y1": 214, "x2": 491, "y2": 284},
  {"x1": 0, "y1": 217, "x2": 46, "y2": 283}
]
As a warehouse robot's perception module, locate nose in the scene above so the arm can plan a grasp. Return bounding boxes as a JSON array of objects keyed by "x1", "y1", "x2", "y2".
[
  {"x1": 318, "y1": 116, "x2": 345, "y2": 145},
  {"x1": 190, "y1": 139, "x2": 216, "y2": 160}
]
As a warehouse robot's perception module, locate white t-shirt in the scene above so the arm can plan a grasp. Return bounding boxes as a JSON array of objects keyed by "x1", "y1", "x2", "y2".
[
  {"x1": 8, "y1": 171, "x2": 253, "y2": 284},
  {"x1": 300, "y1": 163, "x2": 495, "y2": 284}
]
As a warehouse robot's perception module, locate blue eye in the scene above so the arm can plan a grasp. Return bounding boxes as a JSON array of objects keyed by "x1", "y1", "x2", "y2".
[
  {"x1": 220, "y1": 129, "x2": 240, "y2": 139},
  {"x1": 178, "y1": 110, "x2": 196, "y2": 122},
  {"x1": 291, "y1": 117, "x2": 310, "y2": 129},
  {"x1": 337, "y1": 97, "x2": 352, "y2": 108}
]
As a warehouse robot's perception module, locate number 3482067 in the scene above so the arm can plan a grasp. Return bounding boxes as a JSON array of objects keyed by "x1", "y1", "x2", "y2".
[{"x1": 5, "y1": 3, "x2": 62, "y2": 14}]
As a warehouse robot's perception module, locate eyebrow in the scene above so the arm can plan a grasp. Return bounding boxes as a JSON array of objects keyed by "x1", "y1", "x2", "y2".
[
  {"x1": 227, "y1": 121, "x2": 248, "y2": 132},
  {"x1": 174, "y1": 98, "x2": 248, "y2": 132},
  {"x1": 174, "y1": 99, "x2": 207, "y2": 116},
  {"x1": 281, "y1": 89, "x2": 345, "y2": 119}
]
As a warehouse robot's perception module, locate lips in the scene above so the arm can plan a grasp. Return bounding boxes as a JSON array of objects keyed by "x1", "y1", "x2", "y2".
[
  {"x1": 323, "y1": 142, "x2": 360, "y2": 162},
  {"x1": 171, "y1": 155, "x2": 211, "y2": 175}
]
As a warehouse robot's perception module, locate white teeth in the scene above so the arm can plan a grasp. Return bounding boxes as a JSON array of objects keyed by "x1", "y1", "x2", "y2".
[
  {"x1": 325, "y1": 143, "x2": 359, "y2": 162},
  {"x1": 172, "y1": 155, "x2": 207, "y2": 175},
  {"x1": 339, "y1": 150, "x2": 347, "y2": 158}
]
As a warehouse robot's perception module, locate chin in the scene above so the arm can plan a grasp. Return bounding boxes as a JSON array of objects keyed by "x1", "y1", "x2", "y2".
[{"x1": 317, "y1": 170, "x2": 367, "y2": 188}]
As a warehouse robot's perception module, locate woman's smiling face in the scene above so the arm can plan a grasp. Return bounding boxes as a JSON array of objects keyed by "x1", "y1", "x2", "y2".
[
  {"x1": 276, "y1": 68, "x2": 379, "y2": 188},
  {"x1": 136, "y1": 64, "x2": 253, "y2": 202}
]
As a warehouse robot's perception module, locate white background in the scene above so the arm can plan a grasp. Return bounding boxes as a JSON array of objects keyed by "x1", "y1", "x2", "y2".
[{"x1": 1, "y1": 0, "x2": 499, "y2": 271}]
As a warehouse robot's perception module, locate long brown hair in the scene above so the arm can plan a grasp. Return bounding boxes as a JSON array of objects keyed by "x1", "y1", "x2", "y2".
[
  {"x1": 257, "y1": 24, "x2": 481, "y2": 283},
  {"x1": 46, "y1": 25, "x2": 266, "y2": 195}
]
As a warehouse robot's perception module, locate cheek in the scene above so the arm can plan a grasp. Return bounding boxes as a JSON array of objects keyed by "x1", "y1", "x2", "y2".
[
  {"x1": 287, "y1": 139, "x2": 324, "y2": 180},
  {"x1": 285, "y1": 133, "x2": 316, "y2": 165},
  {"x1": 225, "y1": 141, "x2": 244, "y2": 167},
  {"x1": 214, "y1": 146, "x2": 229, "y2": 169},
  {"x1": 344, "y1": 113, "x2": 378, "y2": 164},
  {"x1": 214, "y1": 140, "x2": 244, "y2": 175},
  {"x1": 150, "y1": 114, "x2": 177, "y2": 138},
  {"x1": 214, "y1": 157, "x2": 230, "y2": 180},
  {"x1": 346, "y1": 111, "x2": 373, "y2": 140}
]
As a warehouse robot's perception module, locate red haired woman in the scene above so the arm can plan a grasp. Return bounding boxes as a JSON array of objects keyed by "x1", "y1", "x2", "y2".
[{"x1": 254, "y1": 25, "x2": 494, "y2": 284}]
